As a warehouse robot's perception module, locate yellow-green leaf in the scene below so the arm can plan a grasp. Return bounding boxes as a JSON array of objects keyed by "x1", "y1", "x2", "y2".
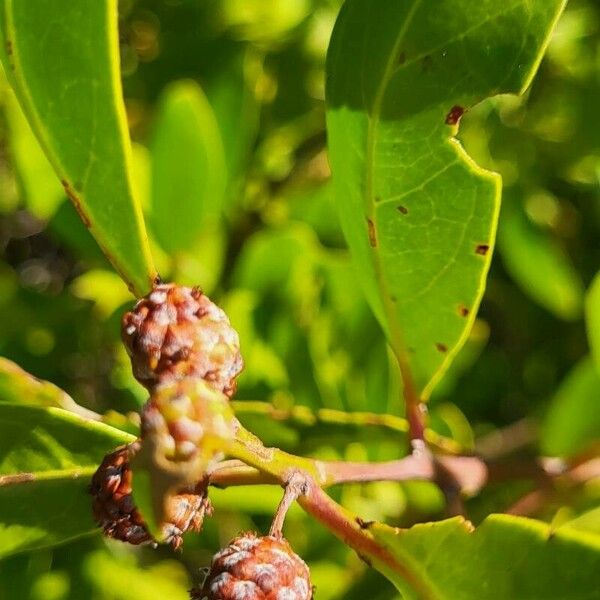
[{"x1": 0, "y1": 0, "x2": 157, "y2": 295}]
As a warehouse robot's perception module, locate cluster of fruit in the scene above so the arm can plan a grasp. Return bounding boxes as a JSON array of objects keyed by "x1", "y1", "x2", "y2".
[{"x1": 90, "y1": 284, "x2": 312, "y2": 599}]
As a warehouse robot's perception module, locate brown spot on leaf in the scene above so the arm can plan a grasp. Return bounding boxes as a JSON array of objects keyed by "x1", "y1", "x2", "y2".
[
  {"x1": 436, "y1": 343, "x2": 448, "y2": 353},
  {"x1": 397, "y1": 51, "x2": 406, "y2": 66},
  {"x1": 445, "y1": 105, "x2": 464, "y2": 126},
  {"x1": 475, "y1": 244, "x2": 489, "y2": 256},
  {"x1": 356, "y1": 517, "x2": 375, "y2": 530},
  {"x1": 397, "y1": 205, "x2": 408, "y2": 215},
  {"x1": 6, "y1": 40, "x2": 12, "y2": 56},
  {"x1": 367, "y1": 218, "x2": 377, "y2": 248},
  {"x1": 62, "y1": 179, "x2": 91, "y2": 228},
  {"x1": 458, "y1": 305, "x2": 470, "y2": 317}
]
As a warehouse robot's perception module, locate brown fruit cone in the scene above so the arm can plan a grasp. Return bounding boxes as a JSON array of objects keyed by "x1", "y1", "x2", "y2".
[
  {"x1": 90, "y1": 443, "x2": 211, "y2": 549},
  {"x1": 122, "y1": 283, "x2": 243, "y2": 396},
  {"x1": 191, "y1": 532, "x2": 312, "y2": 600}
]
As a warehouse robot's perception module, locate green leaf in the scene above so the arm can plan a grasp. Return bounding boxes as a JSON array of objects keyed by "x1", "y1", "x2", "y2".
[
  {"x1": 560, "y1": 507, "x2": 600, "y2": 538},
  {"x1": 0, "y1": 356, "x2": 98, "y2": 419},
  {"x1": 326, "y1": 0, "x2": 567, "y2": 398},
  {"x1": 541, "y1": 356, "x2": 600, "y2": 457},
  {"x1": 498, "y1": 199, "x2": 583, "y2": 320},
  {"x1": 2, "y1": 86, "x2": 63, "y2": 220},
  {"x1": 151, "y1": 80, "x2": 226, "y2": 254},
  {"x1": 0, "y1": 0, "x2": 156, "y2": 296},
  {"x1": 370, "y1": 514, "x2": 600, "y2": 599},
  {"x1": 82, "y1": 551, "x2": 191, "y2": 600},
  {"x1": 0, "y1": 403, "x2": 133, "y2": 558},
  {"x1": 206, "y1": 49, "x2": 261, "y2": 186},
  {"x1": 585, "y1": 272, "x2": 600, "y2": 372},
  {"x1": 70, "y1": 269, "x2": 132, "y2": 318}
]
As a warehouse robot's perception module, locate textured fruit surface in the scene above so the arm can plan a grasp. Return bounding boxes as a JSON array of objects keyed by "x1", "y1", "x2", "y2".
[
  {"x1": 141, "y1": 378, "x2": 236, "y2": 463},
  {"x1": 90, "y1": 443, "x2": 211, "y2": 549},
  {"x1": 122, "y1": 283, "x2": 243, "y2": 395},
  {"x1": 192, "y1": 533, "x2": 312, "y2": 600}
]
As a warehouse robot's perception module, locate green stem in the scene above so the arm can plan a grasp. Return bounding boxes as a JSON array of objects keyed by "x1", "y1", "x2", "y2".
[{"x1": 232, "y1": 400, "x2": 462, "y2": 454}]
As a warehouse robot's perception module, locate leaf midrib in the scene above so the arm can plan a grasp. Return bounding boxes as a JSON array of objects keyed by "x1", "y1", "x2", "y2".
[{"x1": 364, "y1": 0, "x2": 424, "y2": 393}]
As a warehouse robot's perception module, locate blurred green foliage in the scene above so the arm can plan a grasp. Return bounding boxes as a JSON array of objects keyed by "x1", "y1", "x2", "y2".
[{"x1": 0, "y1": 0, "x2": 598, "y2": 597}]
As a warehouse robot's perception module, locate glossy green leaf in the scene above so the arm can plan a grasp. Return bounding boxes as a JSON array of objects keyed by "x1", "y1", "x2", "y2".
[
  {"x1": 151, "y1": 80, "x2": 226, "y2": 254},
  {"x1": 499, "y1": 199, "x2": 583, "y2": 320},
  {"x1": 0, "y1": 0, "x2": 156, "y2": 295},
  {"x1": 326, "y1": 0, "x2": 566, "y2": 398},
  {"x1": 585, "y1": 272, "x2": 600, "y2": 372},
  {"x1": 0, "y1": 403, "x2": 133, "y2": 558},
  {"x1": 541, "y1": 356, "x2": 600, "y2": 457},
  {"x1": 370, "y1": 514, "x2": 600, "y2": 599}
]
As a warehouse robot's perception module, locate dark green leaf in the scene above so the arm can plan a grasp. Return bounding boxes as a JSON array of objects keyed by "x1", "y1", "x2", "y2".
[{"x1": 326, "y1": 0, "x2": 567, "y2": 398}]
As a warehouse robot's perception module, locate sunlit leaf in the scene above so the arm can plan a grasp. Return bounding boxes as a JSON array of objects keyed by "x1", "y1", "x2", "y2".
[
  {"x1": 2, "y1": 86, "x2": 63, "y2": 220},
  {"x1": 370, "y1": 515, "x2": 600, "y2": 599},
  {"x1": 0, "y1": 0, "x2": 157, "y2": 295},
  {"x1": 0, "y1": 403, "x2": 133, "y2": 558},
  {"x1": 326, "y1": 0, "x2": 567, "y2": 398}
]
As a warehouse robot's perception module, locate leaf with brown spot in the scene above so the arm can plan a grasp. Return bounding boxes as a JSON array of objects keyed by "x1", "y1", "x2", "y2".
[{"x1": 326, "y1": 0, "x2": 566, "y2": 399}]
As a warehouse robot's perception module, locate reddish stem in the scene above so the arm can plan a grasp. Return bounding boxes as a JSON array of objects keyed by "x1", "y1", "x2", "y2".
[{"x1": 298, "y1": 478, "x2": 434, "y2": 599}]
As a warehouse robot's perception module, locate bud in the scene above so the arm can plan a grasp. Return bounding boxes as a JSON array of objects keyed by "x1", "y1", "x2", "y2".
[
  {"x1": 90, "y1": 443, "x2": 211, "y2": 549},
  {"x1": 192, "y1": 532, "x2": 312, "y2": 600},
  {"x1": 122, "y1": 283, "x2": 243, "y2": 396},
  {"x1": 141, "y1": 378, "x2": 236, "y2": 464}
]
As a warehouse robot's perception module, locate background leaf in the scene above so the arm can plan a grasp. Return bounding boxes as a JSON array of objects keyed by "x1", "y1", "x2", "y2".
[
  {"x1": 0, "y1": 404, "x2": 133, "y2": 558},
  {"x1": 0, "y1": 0, "x2": 156, "y2": 295},
  {"x1": 326, "y1": 0, "x2": 567, "y2": 398},
  {"x1": 150, "y1": 80, "x2": 226, "y2": 254},
  {"x1": 1, "y1": 86, "x2": 63, "y2": 220},
  {"x1": 370, "y1": 514, "x2": 600, "y2": 599},
  {"x1": 498, "y1": 198, "x2": 583, "y2": 320},
  {"x1": 541, "y1": 356, "x2": 600, "y2": 457},
  {"x1": 585, "y1": 272, "x2": 600, "y2": 372}
]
